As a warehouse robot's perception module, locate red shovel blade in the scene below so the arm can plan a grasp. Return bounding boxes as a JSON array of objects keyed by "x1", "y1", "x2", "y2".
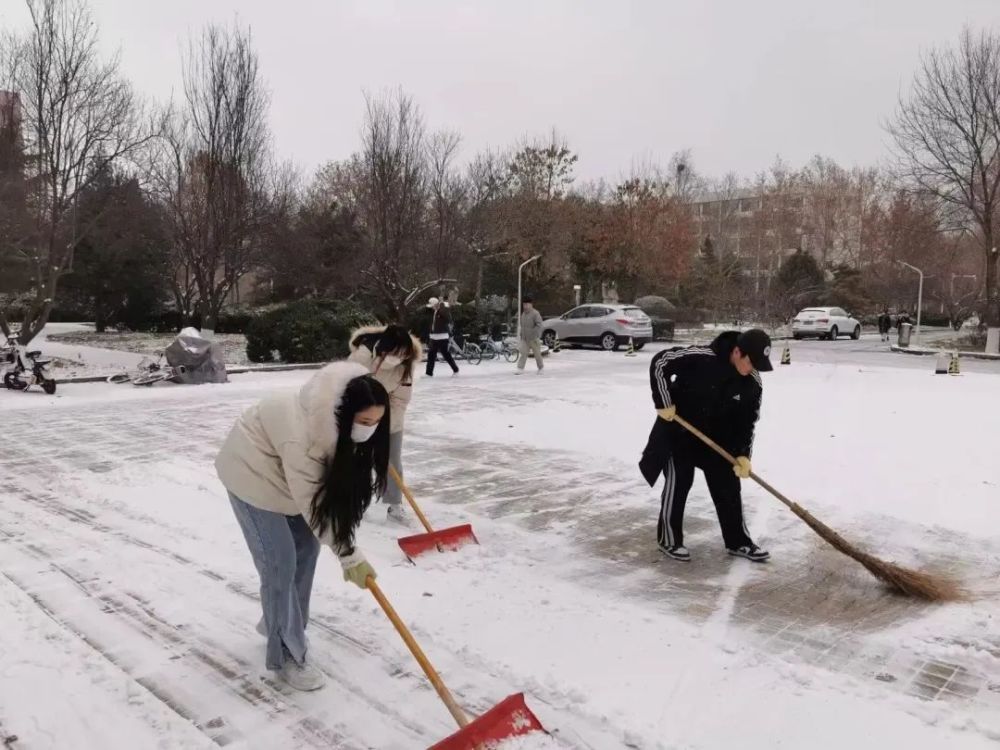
[
  {"x1": 398, "y1": 524, "x2": 479, "y2": 559},
  {"x1": 428, "y1": 693, "x2": 546, "y2": 750}
]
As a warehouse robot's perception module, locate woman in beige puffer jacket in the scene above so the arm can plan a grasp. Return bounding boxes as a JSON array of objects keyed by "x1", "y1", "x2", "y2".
[
  {"x1": 215, "y1": 361, "x2": 390, "y2": 692},
  {"x1": 348, "y1": 324, "x2": 421, "y2": 523}
]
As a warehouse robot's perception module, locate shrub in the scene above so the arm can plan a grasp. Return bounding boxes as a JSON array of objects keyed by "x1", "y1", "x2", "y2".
[
  {"x1": 651, "y1": 318, "x2": 675, "y2": 342},
  {"x1": 245, "y1": 299, "x2": 378, "y2": 364},
  {"x1": 668, "y1": 306, "x2": 708, "y2": 325},
  {"x1": 918, "y1": 311, "x2": 950, "y2": 328},
  {"x1": 635, "y1": 295, "x2": 675, "y2": 319}
]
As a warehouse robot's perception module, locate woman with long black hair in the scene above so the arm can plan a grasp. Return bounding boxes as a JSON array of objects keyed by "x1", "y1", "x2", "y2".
[
  {"x1": 215, "y1": 361, "x2": 389, "y2": 691},
  {"x1": 348, "y1": 323, "x2": 421, "y2": 524}
]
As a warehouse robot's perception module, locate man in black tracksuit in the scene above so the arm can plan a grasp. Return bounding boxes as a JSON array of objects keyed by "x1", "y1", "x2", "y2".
[{"x1": 640, "y1": 329, "x2": 773, "y2": 563}]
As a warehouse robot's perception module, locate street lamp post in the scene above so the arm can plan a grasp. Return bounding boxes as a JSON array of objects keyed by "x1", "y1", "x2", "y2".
[
  {"x1": 517, "y1": 255, "x2": 541, "y2": 338},
  {"x1": 898, "y1": 261, "x2": 924, "y2": 344}
]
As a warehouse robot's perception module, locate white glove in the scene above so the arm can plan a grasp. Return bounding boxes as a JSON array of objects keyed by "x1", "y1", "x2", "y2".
[
  {"x1": 733, "y1": 456, "x2": 752, "y2": 479},
  {"x1": 339, "y1": 549, "x2": 376, "y2": 589}
]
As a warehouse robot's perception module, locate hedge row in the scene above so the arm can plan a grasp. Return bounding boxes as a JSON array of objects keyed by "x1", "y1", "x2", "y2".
[{"x1": 245, "y1": 300, "x2": 378, "y2": 364}]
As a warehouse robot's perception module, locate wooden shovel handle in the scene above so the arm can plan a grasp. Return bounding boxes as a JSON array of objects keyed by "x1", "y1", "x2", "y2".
[
  {"x1": 388, "y1": 464, "x2": 435, "y2": 534},
  {"x1": 366, "y1": 577, "x2": 469, "y2": 728},
  {"x1": 672, "y1": 414, "x2": 798, "y2": 514}
]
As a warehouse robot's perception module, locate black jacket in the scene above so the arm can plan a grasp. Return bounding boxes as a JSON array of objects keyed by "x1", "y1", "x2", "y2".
[
  {"x1": 639, "y1": 331, "x2": 763, "y2": 486},
  {"x1": 429, "y1": 306, "x2": 452, "y2": 337}
]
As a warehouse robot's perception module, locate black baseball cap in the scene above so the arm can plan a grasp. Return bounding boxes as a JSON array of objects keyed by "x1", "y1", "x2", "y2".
[{"x1": 736, "y1": 329, "x2": 773, "y2": 372}]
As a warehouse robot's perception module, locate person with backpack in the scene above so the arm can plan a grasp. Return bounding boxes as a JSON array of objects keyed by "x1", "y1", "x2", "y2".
[
  {"x1": 640, "y1": 330, "x2": 773, "y2": 563},
  {"x1": 348, "y1": 324, "x2": 422, "y2": 525},
  {"x1": 215, "y1": 362, "x2": 389, "y2": 691}
]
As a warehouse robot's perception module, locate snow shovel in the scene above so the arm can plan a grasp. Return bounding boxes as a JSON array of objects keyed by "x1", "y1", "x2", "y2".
[
  {"x1": 671, "y1": 413, "x2": 963, "y2": 601},
  {"x1": 366, "y1": 576, "x2": 546, "y2": 749},
  {"x1": 390, "y1": 465, "x2": 479, "y2": 559}
]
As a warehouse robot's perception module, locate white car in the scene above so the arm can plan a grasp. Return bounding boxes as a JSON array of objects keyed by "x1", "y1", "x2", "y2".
[
  {"x1": 792, "y1": 307, "x2": 862, "y2": 340},
  {"x1": 540, "y1": 304, "x2": 653, "y2": 351}
]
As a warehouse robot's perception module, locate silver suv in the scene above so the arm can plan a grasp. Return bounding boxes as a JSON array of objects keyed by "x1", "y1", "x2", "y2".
[{"x1": 541, "y1": 304, "x2": 653, "y2": 351}]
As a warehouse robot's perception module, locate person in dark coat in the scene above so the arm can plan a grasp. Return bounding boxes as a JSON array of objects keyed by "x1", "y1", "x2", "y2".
[
  {"x1": 424, "y1": 297, "x2": 459, "y2": 377},
  {"x1": 640, "y1": 330, "x2": 772, "y2": 563},
  {"x1": 877, "y1": 309, "x2": 892, "y2": 341}
]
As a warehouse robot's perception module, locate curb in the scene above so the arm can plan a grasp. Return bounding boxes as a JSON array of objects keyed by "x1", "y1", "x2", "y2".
[
  {"x1": 54, "y1": 362, "x2": 328, "y2": 385},
  {"x1": 890, "y1": 345, "x2": 1000, "y2": 361}
]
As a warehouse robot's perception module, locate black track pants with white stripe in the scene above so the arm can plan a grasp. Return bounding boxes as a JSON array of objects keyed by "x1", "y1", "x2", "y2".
[{"x1": 658, "y1": 450, "x2": 754, "y2": 550}]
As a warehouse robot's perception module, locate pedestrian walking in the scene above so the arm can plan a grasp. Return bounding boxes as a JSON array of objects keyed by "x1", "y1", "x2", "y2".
[
  {"x1": 877, "y1": 309, "x2": 891, "y2": 342},
  {"x1": 640, "y1": 330, "x2": 773, "y2": 563},
  {"x1": 425, "y1": 297, "x2": 459, "y2": 377},
  {"x1": 516, "y1": 295, "x2": 544, "y2": 374},
  {"x1": 348, "y1": 324, "x2": 421, "y2": 525},
  {"x1": 215, "y1": 362, "x2": 389, "y2": 691}
]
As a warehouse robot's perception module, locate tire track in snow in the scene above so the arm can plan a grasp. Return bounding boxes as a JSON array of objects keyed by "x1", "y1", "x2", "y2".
[
  {"x1": 2, "y1": 484, "x2": 611, "y2": 749},
  {"x1": 0, "y1": 566, "x2": 220, "y2": 748},
  {"x1": 0, "y1": 497, "x2": 414, "y2": 749}
]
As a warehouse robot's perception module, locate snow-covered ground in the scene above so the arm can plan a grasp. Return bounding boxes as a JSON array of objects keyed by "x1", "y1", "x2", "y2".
[
  {"x1": 0, "y1": 347, "x2": 998, "y2": 749},
  {"x1": 29, "y1": 322, "x2": 148, "y2": 378}
]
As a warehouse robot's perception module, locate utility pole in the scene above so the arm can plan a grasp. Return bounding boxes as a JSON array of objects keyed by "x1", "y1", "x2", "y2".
[{"x1": 898, "y1": 261, "x2": 924, "y2": 344}]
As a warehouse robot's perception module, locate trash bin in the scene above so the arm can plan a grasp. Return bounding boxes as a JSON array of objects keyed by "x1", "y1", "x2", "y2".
[{"x1": 898, "y1": 322, "x2": 913, "y2": 348}]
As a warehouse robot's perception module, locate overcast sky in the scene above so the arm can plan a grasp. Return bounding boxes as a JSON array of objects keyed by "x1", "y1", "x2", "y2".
[{"x1": 2, "y1": 0, "x2": 997, "y2": 184}]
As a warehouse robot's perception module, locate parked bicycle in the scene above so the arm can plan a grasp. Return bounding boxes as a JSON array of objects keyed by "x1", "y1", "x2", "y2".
[
  {"x1": 107, "y1": 354, "x2": 185, "y2": 386},
  {"x1": 3, "y1": 337, "x2": 57, "y2": 394},
  {"x1": 448, "y1": 333, "x2": 482, "y2": 365},
  {"x1": 479, "y1": 335, "x2": 518, "y2": 362}
]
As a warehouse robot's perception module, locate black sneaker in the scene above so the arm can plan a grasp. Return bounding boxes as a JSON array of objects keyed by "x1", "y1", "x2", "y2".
[
  {"x1": 727, "y1": 544, "x2": 770, "y2": 562},
  {"x1": 658, "y1": 544, "x2": 691, "y2": 562}
]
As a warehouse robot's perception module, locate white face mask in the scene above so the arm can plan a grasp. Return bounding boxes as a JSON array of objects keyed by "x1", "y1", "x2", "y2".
[
  {"x1": 351, "y1": 421, "x2": 378, "y2": 443},
  {"x1": 381, "y1": 354, "x2": 403, "y2": 368}
]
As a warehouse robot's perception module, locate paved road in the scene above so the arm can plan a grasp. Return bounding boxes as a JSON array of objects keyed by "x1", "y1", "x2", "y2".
[{"x1": 670, "y1": 329, "x2": 1000, "y2": 375}]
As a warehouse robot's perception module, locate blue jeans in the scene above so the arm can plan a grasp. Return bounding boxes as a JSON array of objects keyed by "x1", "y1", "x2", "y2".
[
  {"x1": 385, "y1": 430, "x2": 403, "y2": 506},
  {"x1": 228, "y1": 493, "x2": 321, "y2": 670}
]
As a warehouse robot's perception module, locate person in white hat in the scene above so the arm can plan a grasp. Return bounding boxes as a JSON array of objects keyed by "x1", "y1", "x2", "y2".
[{"x1": 425, "y1": 297, "x2": 458, "y2": 376}]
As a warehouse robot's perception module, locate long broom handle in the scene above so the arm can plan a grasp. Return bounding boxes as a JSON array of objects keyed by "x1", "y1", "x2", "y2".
[
  {"x1": 388, "y1": 464, "x2": 435, "y2": 534},
  {"x1": 366, "y1": 577, "x2": 470, "y2": 729},
  {"x1": 672, "y1": 414, "x2": 801, "y2": 515}
]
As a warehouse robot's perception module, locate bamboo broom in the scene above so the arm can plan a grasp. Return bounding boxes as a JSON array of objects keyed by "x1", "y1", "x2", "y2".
[{"x1": 673, "y1": 414, "x2": 964, "y2": 602}]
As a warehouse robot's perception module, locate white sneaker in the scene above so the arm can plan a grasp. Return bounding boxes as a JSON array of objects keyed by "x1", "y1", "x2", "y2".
[
  {"x1": 278, "y1": 659, "x2": 326, "y2": 692},
  {"x1": 727, "y1": 544, "x2": 770, "y2": 563},
  {"x1": 515, "y1": 369, "x2": 525, "y2": 375},
  {"x1": 658, "y1": 544, "x2": 691, "y2": 562},
  {"x1": 385, "y1": 504, "x2": 412, "y2": 527}
]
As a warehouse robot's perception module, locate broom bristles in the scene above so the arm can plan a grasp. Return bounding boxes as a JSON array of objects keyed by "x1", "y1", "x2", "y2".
[{"x1": 788, "y1": 500, "x2": 965, "y2": 602}]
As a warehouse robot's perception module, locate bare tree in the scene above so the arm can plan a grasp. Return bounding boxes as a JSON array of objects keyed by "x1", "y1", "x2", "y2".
[
  {"x1": 0, "y1": 0, "x2": 152, "y2": 343},
  {"x1": 888, "y1": 27, "x2": 1000, "y2": 326},
  {"x1": 426, "y1": 130, "x2": 467, "y2": 278},
  {"x1": 354, "y1": 89, "x2": 454, "y2": 318},
  {"x1": 151, "y1": 21, "x2": 271, "y2": 330}
]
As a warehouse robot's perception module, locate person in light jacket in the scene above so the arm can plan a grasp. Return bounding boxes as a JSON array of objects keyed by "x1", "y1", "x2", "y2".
[
  {"x1": 215, "y1": 361, "x2": 389, "y2": 692},
  {"x1": 348, "y1": 324, "x2": 421, "y2": 524},
  {"x1": 516, "y1": 295, "x2": 544, "y2": 374}
]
